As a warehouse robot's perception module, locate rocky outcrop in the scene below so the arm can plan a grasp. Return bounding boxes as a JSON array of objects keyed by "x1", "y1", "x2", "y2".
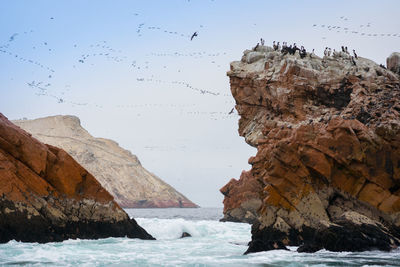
[
  {"x1": 0, "y1": 113, "x2": 154, "y2": 243},
  {"x1": 387, "y1": 52, "x2": 400, "y2": 75},
  {"x1": 13, "y1": 115, "x2": 197, "y2": 208},
  {"x1": 220, "y1": 171, "x2": 262, "y2": 223},
  {"x1": 221, "y1": 46, "x2": 400, "y2": 253}
]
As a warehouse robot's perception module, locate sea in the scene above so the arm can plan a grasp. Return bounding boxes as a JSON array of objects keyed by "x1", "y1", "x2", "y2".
[{"x1": 1, "y1": 208, "x2": 399, "y2": 266}]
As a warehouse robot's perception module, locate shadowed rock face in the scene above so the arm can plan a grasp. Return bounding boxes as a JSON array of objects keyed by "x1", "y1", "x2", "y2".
[
  {"x1": 221, "y1": 46, "x2": 400, "y2": 253},
  {"x1": 0, "y1": 113, "x2": 154, "y2": 243},
  {"x1": 13, "y1": 115, "x2": 198, "y2": 209}
]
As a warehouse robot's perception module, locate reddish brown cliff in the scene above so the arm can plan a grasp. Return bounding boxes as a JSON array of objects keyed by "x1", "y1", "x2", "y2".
[
  {"x1": 0, "y1": 113, "x2": 154, "y2": 243},
  {"x1": 221, "y1": 46, "x2": 400, "y2": 253}
]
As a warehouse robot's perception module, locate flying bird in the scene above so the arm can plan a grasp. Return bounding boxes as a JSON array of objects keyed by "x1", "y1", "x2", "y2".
[{"x1": 190, "y1": 31, "x2": 198, "y2": 41}]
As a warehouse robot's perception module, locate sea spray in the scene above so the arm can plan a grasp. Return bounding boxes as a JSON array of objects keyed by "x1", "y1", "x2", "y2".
[{"x1": 1, "y1": 208, "x2": 400, "y2": 266}]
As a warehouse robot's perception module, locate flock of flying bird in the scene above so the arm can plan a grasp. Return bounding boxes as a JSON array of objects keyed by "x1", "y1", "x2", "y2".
[
  {"x1": 312, "y1": 20, "x2": 400, "y2": 38},
  {"x1": 2, "y1": 13, "x2": 396, "y2": 121},
  {"x1": 1, "y1": 16, "x2": 236, "y2": 120}
]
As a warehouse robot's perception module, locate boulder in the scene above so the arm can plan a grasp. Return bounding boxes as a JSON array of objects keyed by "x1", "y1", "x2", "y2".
[
  {"x1": 221, "y1": 47, "x2": 400, "y2": 253},
  {"x1": 180, "y1": 232, "x2": 191, "y2": 238}
]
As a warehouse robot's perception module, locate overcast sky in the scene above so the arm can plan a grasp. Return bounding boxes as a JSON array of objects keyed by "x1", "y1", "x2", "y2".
[{"x1": 1, "y1": 0, "x2": 399, "y2": 207}]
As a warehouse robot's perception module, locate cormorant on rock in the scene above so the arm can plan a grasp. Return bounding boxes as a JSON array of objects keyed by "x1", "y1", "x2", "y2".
[
  {"x1": 288, "y1": 45, "x2": 294, "y2": 55},
  {"x1": 300, "y1": 46, "x2": 307, "y2": 58},
  {"x1": 341, "y1": 46, "x2": 345, "y2": 52},
  {"x1": 260, "y1": 38, "x2": 265, "y2": 46},
  {"x1": 379, "y1": 64, "x2": 386, "y2": 69},
  {"x1": 190, "y1": 31, "x2": 198, "y2": 41},
  {"x1": 345, "y1": 46, "x2": 349, "y2": 54},
  {"x1": 273, "y1": 41, "x2": 278, "y2": 51},
  {"x1": 253, "y1": 42, "x2": 259, "y2": 51},
  {"x1": 327, "y1": 48, "x2": 332, "y2": 56},
  {"x1": 281, "y1": 44, "x2": 289, "y2": 55},
  {"x1": 351, "y1": 56, "x2": 357, "y2": 66},
  {"x1": 353, "y1": 49, "x2": 358, "y2": 59}
]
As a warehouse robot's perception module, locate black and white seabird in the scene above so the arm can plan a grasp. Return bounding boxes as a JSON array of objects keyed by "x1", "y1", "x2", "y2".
[
  {"x1": 351, "y1": 56, "x2": 357, "y2": 66},
  {"x1": 190, "y1": 31, "x2": 198, "y2": 41},
  {"x1": 254, "y1": 42, "x2": 259, "y2": 51},
  {"x1": 353, "y1": 49, "x2": 358, "y2": 59}
]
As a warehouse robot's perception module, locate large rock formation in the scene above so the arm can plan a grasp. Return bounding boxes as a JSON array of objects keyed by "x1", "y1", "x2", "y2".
[
  {"x1": 13, "y1": 115, "x2": 197, "y2": 208},
  {"x1": 0, "y1": 113, "x2": 154, "y2": 243},
  {"x1": 221, "y1": 46, "x2": 400, "y2": 253}
]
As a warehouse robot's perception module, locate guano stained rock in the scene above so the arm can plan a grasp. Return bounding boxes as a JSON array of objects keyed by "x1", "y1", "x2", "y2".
[{"x1": 221, "y1": 46, "x2": 400, "y2": 253}]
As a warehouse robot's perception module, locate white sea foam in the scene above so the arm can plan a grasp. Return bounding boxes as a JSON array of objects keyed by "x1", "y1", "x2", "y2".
[{"x1": 1, "y1": 209, "x2": 400, "y2": 266}]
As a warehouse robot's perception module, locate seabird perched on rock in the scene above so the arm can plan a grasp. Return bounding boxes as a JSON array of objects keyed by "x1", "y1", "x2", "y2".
[
  {"x1": 277, "y1": 42, "x2": 281, "y2": 51},
  {"x1": 260, "y1": 38, "x2": 265, "y2": 46},
  {"x1": 328, "y1": 48, "x2": 332, "y2": 56},
  {"x1": 324, "y1": 47, "x2": 328, "y2": 56},
  {"x1": 353, "y1": 49, "x2": 358, "y2": 59},
  {"x1": 190, "y1": 31, "x2": 198, "y2": 41},
  {"x1": 282, "y1": 42, "x2": 287, "y2": 49},
  {"x1": 273, "y1": 41, "x2": 278, "y2": 51},
  {"x1": 253, "y1": 42, "x2": 259, "y2": 51},
  {"x1": 351, "y1": 56, "x2": 357, "y2": 66},
  {"x1": 341, "y1": 46, "x2": 345, "y2": 53},
  {"x1": 345, "y1": 46, "x2": 349, "y2": 54},
  {"x1": 300, "y1": 46, "x2": 307, "y2": 58}
]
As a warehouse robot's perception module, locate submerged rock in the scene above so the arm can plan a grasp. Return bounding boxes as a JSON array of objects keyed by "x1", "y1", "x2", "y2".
[
  {"x1": 180, "y1": 232, "x2": 191, "y2": 238},
  {"x1": 221, "y1": 46, "x2": 400, "y2": 253},
  {"x1": 13, "y1": 115, "x2": 198, "y2": 209},
  {"x1": 0, "y1": 113, "x2": 154, "y2": 243}
]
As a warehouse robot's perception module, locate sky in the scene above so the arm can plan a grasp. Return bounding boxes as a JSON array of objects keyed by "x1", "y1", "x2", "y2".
[{"x1": 1, "y1": 0, "x2": 400, "y2": 207}]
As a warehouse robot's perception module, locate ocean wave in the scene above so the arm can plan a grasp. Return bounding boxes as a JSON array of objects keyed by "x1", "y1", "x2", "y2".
[{"x1": 136, "y1": 218, "x2": 250, "y2": 241}]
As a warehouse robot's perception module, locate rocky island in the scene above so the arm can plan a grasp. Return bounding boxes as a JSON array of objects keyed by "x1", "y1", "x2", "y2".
[
  {"x1": 13, "y1": 115, "x2": 197, "y2": 208},
  {"x1": 221, "y1": 46, "x2": 400, "y2": 253},
  {"x1": 0, "y1": 113, "x2": 154, "y2": 243}
]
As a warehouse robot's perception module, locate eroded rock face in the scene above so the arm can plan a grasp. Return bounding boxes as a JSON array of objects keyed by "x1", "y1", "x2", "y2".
[
  {"x1": 13, "y1": 115, "x2": 197, "y2": 208},
  {"x1": 221, "y1": 46, "x2": 400, "y2": 253},
  {"x1": 0, "y1": 113, "x2": 154, "y2": 243}
]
